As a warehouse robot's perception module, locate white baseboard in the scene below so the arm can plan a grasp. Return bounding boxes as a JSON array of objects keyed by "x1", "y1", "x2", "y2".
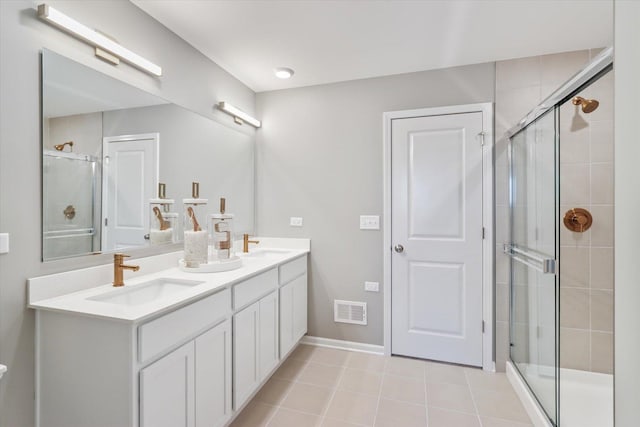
[
  {"x1": 300, "y1": 336, "x2": 384, "y2": 355},
  {"x1": 506, "y1": 361, "x2": 553, "y2": 427}
]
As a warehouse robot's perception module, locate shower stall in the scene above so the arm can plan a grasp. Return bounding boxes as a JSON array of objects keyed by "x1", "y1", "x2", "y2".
[
  {"x1": 504, "y1": 47, "x2": 614, "y2": 427},
  {"x1": 42, "y1": 150, "x2": 97, "y2": 259}
]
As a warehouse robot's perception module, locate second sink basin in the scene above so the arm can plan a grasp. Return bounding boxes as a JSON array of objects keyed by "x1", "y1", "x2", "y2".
[
  {"x1": 88, "y1": 278, "x2": 205, "y2": 306},
  {"x1": 240, "y1": 248, "x2": 292, "y2": 258}
]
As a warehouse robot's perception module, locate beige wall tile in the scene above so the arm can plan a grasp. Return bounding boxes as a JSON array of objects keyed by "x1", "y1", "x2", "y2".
[
  {"x1": 427, "y1": 406, "x2": 480, "y2": 427},
  {"x1": 495, "y1": 321, "x2": 509, "y2": 372},
  {"x1": 591, "y1": 247, "x2": 614, "y2": 290},
  {"x1": 560, "y1": 288, "x2": 590, "y2": 329},
  {"x1": 560, "y1": 163, "x2": 590, "y2": 205},
  {"x1": 590, "y1": 120, "x2": 614, "y2": 163},
  {"x1": 591, "y1": 163, "x2": 614, "y2": 205},
  {"x1": 560, "y1": 328, "x2": 590, "y2": 370},
  {"x1": 560, "y1": 127, "x2": 590, "y2": 164},
  {"x1": 375, "y1": 399, "x2": 427, "y2": 427},
  {"x1": 589, "y1": 205, "x2": 614, "y2": 246},
  {"x1": 560, "y1": 247, "x2": 590, "y2": 288},
  {"x1": 591, "y1": 290, "x2": 614, "y2": 332},
  {"x1": 496, "y1": 283, "x2": 509, "y2": 322},
  {"x1": 591, "y1": 332, "x2": 614, "y2": 374},
  {"x1": 495, "y1": 86, "x2": 542, "y2": 130}
]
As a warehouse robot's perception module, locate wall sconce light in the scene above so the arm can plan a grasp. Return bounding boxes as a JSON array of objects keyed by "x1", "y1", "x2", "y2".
[
  {"x1": 216, "y1": 102, "x2": 261, "y2": 128},
  {"x1": 37, "y1": 3, "x2": 162, "y2": 77}
]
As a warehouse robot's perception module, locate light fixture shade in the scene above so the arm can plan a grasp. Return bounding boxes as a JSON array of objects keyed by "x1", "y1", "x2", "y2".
[
  {"x1": 217, "y1": 102, "x2": 261, "y2": 128},
  {"x1": 37, "y1": 4, "x2": 162, "y2": 77},
  {"x1": 274, "y1": 67, "x2": 294, "y2": 79}
]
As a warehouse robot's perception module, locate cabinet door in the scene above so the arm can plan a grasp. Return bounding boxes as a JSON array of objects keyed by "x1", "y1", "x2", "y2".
[
  {"x1": 279, "y1": 281, "x2": 295, "y2": 358},
  {"x1": 259, "y1": 291, "x2": 279, "y2": 380},
  {"x1": 233, "y1": 301, "x2": 260, "y2": 410},
  {"x1": 195, "y1": 320, "x2": 232, "y2": 427},
  {"x1": 292, "y1": 273, "x2": 308, "y2": 341},
  {"x1": 140, "y1": 341, "x2": 195, "y2": 427}
]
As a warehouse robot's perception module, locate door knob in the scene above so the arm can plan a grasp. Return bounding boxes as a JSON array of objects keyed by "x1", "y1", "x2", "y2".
[{"x1": 394, "y1": 244, "x2": 404, "y2": 253}]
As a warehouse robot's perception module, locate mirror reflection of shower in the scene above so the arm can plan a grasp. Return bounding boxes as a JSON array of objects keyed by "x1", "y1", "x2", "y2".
[
  {"x1": 53, "y1": 140, "x2": 74, "y2": 152},
  {"x1": 570, "y1": 96, "x2": 600, "y2": 131}
]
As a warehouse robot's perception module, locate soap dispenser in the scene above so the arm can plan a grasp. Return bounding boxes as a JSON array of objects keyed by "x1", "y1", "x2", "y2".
[
  {"x1": 148, "y1": 183, "x2": 177, "y2": 245},
  {"x1": 182, "y1": 182, "x2": 208, "y2": 267}
]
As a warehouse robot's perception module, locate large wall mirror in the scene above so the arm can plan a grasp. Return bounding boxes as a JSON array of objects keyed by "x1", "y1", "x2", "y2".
[{"x1": 41, "y1": 49, "x2": 254, "y2": 261}]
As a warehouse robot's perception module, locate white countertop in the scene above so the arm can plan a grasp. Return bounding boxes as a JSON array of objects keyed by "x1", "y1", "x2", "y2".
[{"x1": 28, "y1": 239, "x2": 309, "y2": 323}]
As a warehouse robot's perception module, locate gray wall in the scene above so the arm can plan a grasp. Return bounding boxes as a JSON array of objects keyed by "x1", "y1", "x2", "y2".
[
  {"x1": 614, "y1": 0, "x2": 640, "y2": 425},
  {"x1": 0, "y1": 1, "x2": 255, "y2": 425},
  {"x1": 255, "y1": 64, "x2": 495, "y2": 346}
]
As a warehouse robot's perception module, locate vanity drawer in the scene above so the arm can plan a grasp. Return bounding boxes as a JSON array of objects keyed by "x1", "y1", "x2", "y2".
[
  {"x1": 233, "y1": 269, "x2": 278, "y2": 310},
  {"x1": 138, "y1": 289, "x2": 230, "y2": 363},
  {"x1": 279, "y1": 255, "x2": 307, "y2": 285}
]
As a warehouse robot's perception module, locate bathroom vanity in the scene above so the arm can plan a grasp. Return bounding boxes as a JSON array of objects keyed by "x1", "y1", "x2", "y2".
[{"x1": 29, "y1": 239, "x2": 309, "y2": 427}]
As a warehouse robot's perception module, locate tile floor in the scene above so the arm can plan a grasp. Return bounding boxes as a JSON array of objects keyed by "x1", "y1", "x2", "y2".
[{"x1": 230, "y1": 345, "x2": 533, "y2": 427}]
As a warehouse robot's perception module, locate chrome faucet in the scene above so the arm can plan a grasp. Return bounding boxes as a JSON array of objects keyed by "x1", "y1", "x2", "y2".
[
  {"x1": 113, "y1": 253, "x2": 140, "y2": 287},
  {"x1": 243, "y1": 234, "x2": 260, "y2": 253}
]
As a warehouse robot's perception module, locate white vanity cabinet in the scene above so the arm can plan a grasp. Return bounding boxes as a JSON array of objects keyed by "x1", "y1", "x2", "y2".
[
  {"x1": 279, "y1": 256, "x2": 308, "y2": 357},
  {"x1": 139, "y1": 319, "x2": 232, "y2": 427},
  {"x1": 232, "y1": 269, "x2": 280, "y2": 410}
]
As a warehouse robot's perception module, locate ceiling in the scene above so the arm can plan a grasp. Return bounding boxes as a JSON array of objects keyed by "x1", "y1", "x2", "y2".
[{"x1": 131, "y1": 0, "x2": 613, "y2": 93}]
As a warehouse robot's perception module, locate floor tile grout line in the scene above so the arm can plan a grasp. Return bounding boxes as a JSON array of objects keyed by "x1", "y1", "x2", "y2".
[
  {"x1": 371, "y1": 355, "x2": 387, "y2": 427},
  {"x1": 317, "y1": 351, "x2": 349, "y2": 421},
  {"x1": 424, "y1": 366, "x2": 430, "y2": 426},
  {"x1": 464, "y1": 368, "x2": 485, "y2": 427}
]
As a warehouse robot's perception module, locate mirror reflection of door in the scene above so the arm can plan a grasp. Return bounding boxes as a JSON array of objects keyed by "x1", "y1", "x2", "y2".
[{"x1": 102, "y1": 133, "x2": 159, "y2": 251}]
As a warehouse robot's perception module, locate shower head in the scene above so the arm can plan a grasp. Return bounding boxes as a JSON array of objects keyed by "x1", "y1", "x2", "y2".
[
  {"x1": 54, "y1": 141, "x2": 73, "y2": 152},
  {"x1": 572, "y1": 96, "x2": 599, "y2": 113}
]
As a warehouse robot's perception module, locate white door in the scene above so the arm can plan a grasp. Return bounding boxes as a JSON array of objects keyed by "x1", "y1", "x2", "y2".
[
  {"x1": 391, "y1": 112, "x2": 484, "y2": 366},
  {"x1": 195, "y1": 320, "x2": 232, "y2": 427},
  {"x1": 140, "y1": 341, "x2": 195, "y2": 427},
  {"x1": 102, "y1": 133, "x2": 159, "y2": 251}
]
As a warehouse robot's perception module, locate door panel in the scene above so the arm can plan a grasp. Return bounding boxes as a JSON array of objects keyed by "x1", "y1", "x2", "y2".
[
  {"x1": 259, "y1": 291, "x2": 279, "y2": 380},
  {"x1": 391, "y1": 112, "x2": 484, "y2": 366},
  {"x1": 232, "y1": 301, "x2": 259, "y2": 410}
]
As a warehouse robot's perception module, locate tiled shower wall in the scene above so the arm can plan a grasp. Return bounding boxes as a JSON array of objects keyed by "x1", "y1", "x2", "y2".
[{"x1": 495, "y1": 49, "x2": 614, "y2": 373}]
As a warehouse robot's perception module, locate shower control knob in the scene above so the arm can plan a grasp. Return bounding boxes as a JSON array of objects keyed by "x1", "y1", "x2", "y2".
[{"x1": 394, "y1": 244, "x2": 404, "y2": 253}]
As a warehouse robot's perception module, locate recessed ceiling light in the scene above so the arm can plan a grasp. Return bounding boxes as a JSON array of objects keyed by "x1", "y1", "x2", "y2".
[{"x1": 274, "y1": 67, "x2": 294, "y2": 79}]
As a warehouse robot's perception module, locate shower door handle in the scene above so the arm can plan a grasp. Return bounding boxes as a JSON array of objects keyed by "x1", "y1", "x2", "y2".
[{"x1": 503, "y1": 244, "x2": 556, "y2": 274}]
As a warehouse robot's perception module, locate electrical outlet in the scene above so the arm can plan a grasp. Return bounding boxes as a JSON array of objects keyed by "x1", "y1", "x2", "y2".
[
  {"x1": 360, "y1": 215, "x2": 380, "y2": 230},
  {"x1": 290, "y1": 217, "x2": 303, "y2": 227},
  {"x1": 364, "y1": 281, "x2": 379, "y2": 292}
]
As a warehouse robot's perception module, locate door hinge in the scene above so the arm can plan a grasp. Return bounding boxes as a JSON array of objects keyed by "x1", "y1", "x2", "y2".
[
  {"x1": 482, "y1": 227, "x2": 485, "y2": 239},
  {"x1": 478, "y1": 131, "x2": 486, "y2": 146},
  {"x1": 482, "y1": 320, "x2": 485, "y2": 333},
  {"x1": 104, "y1": 218, "x2": 108, "y2": 226}
]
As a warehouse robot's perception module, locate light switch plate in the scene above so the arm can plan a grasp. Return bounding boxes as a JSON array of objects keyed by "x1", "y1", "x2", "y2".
[
  {"x1": 359, "y1": 215, "x2": 380, "y2": 230},
  {"x1": 0, "y1": 233, "x2": 9, "y2": 254},
  {"x1": 365, "y1": 281, "x2": 379, "y2": 292},
  {"x1": 290, "y1": 217, "x2": 303, "y2": 227}
]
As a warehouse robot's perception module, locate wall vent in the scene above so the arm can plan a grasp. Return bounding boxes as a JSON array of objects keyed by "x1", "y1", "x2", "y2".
[{"x1": 334, "y1": 300, "x2": 367, "y2": 325}]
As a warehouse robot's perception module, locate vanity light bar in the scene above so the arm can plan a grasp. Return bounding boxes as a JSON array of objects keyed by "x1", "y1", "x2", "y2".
[
  {"x1": 37, "y1": 4, "x2": 162, "y2": 77},
  {"x1": 217, "y1": 102, "x2": 262, "y2": 128}
]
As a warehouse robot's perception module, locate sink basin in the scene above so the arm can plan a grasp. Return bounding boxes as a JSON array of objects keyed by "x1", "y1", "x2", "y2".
[
  {"x1": 88, "y1": 278, "x2": 204, "y2": 306},
  {"x1": 240, "y1": 248, "x2": 292, "y2": 258}
]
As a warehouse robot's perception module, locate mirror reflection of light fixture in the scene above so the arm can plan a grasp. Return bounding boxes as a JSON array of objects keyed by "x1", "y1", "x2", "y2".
[
  {"x1": 216, "y1": 102, "x2": 262, "y2": 128},
  {"x1": 37, "y1": 4, "x2": 162, "y2": 77}
]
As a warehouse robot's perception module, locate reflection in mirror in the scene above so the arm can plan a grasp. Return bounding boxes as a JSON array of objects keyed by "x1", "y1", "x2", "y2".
[{"x1": 41, "y1": 49, "x2": 254, "y2": 261}]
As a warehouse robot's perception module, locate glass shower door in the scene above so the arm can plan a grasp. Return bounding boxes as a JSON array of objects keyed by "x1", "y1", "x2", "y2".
[{"x1": 508, "y1": 108, "x2": 559, "y2": 425}]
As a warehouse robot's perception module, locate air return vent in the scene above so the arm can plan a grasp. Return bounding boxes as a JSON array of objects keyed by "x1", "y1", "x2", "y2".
[{"x1": 334, "y1": 300, "x2": 367, "y2": 325}]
